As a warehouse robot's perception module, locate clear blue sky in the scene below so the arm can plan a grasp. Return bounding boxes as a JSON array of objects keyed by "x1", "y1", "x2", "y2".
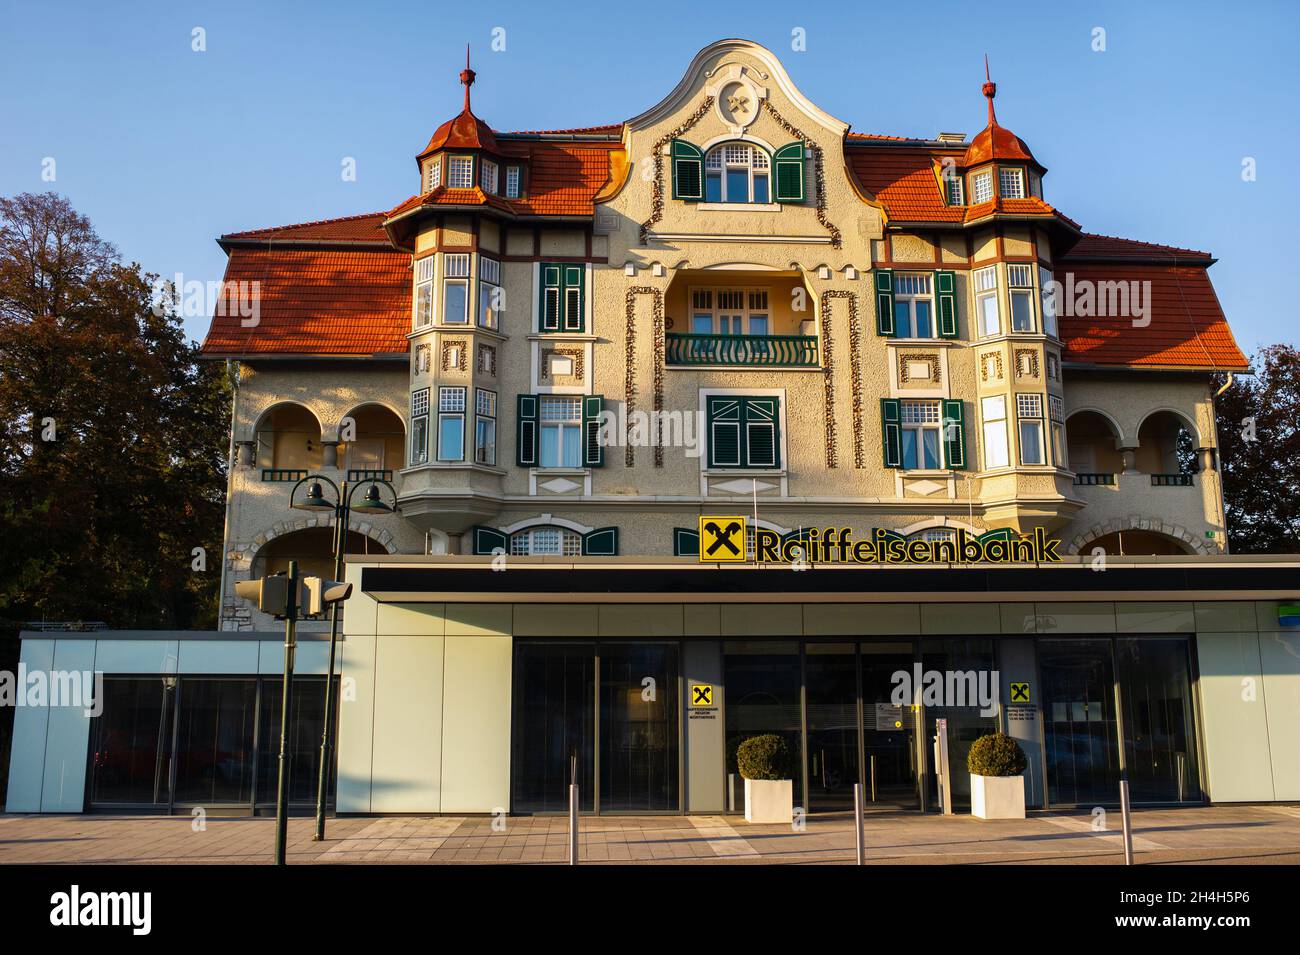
[{"x1": 2, "y1": 0, "x2": 1296, "y2": 354}]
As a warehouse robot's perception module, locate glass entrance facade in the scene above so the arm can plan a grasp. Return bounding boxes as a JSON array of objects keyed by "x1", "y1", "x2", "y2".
[
  {"x1": 508, "y1": 634, "x2": 1205, "y2": 815},
  {"x1": 87, "y1": 675, "x2": 337, "y2": 812},
  {"x1": 511, "y1": 641, "x2": 680, "y2": 812}
]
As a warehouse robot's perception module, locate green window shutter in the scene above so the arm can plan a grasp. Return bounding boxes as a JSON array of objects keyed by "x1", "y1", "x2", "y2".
[
  {"x1": 744, "y1": 396, "x2": 780, "y2": 468},
  {"x1": 874, "y1": 269, "x2": 895, "y2": 336},
  {"x1": 773, "y1": 142, "x2": 806, "y2": 203},
  {"x1": 470, "y1": 525, "x2": 508, "y2": 555},
  {"x1": 516, "y1": 394, "x2": 538, "y2": 467},
  {"x1": 581, "y1": 526, "x2": 619, "y2": 556},
  {"x1": 672, "y1": 528, "x2": 700, "y2": 557},
  {"x1": 562, "y1": 265, "x2": 584, "y2": 332},
  {"x1": 540, "y1": 265, "x2": 561, "y2": 331},
  {"x1": 936, "y1": 270, "x2": 958, "y2": 339},
  {"x1": 881, "y1": 398, "x2": 902, "y2": 468},
  {"x1": 583, "y1": 394, "x2": 605, "y2": 467},
  {"x1": 707, "y1": 396, "x2": 742, "y2": 468},
  {"x1": 942, "y1": 398, "x2": 967, "y2": 470},
  {"x1": 671, "y1": 140, "x2": 704, "y2": 201}
]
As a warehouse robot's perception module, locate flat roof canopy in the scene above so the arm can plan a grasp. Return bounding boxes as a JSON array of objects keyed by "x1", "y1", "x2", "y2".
[{"x1": 357, "y1": 557, "x2": 1300, "y2": 604}]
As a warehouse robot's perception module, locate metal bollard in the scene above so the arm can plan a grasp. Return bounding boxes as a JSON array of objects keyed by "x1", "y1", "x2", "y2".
[
  {"x1": 1176, "y1": 753, "x2": 1186, "y2": 804},
  {"x1": 870, "y1": 754, "x2": 877, "y2": 803},
  {"x1": 1119, "y1": 777, "x2": 1134, "y2": 865},
  {"x1": 853, "y1": 782, "x2": 866, "y2": 865},
  {"x1": 568, "y1": 782, "x2": 579, "y2": 865}
]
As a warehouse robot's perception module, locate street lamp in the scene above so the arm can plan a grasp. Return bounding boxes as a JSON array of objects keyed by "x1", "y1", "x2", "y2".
[{"x1": 290, "y1": 472, "x2": 398, "y2": 842}]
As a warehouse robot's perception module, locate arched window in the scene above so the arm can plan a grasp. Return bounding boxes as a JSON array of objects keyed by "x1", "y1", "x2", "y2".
[
  {"x1": 509, "y1": 526, "x2": 582, "y2": 556},
  {"x1": 704, "y1": 142, "x2": 771, "y2": 203}
]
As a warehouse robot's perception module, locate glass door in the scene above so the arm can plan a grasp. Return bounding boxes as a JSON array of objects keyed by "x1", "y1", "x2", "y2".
[
  {"x1": 599, "y1": 642, "x2": 680, "y2": 811},
  {"x1": 88, "y1": 676, "x2": 177, "y2": 808},
  {"x1": 860, "y1": 641, "x2": 922, "y2": 810},
  {"x1": 1117, "y1": 637, "x2": 1202, "y2": 803},
  {"x1": 511, "y1": 642, "x2": 596, "y2": 812},
  {"x1": 723, "y1": 641, "x2": 804, "y2": 812},
  {"x1": 805, "y1": 643, "x2": 859, "y2": 811},
  {"x1": 922, "y1": 637, "x2": 998, "y2": 811},
  {"x1": 1039, "y1": 639, "x2": 1119, "y2": 805}
]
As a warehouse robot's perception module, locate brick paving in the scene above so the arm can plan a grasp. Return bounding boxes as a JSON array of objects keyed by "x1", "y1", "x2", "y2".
[{"x1": 0, "y1": 805, "x2": 1297, "y2": 865}]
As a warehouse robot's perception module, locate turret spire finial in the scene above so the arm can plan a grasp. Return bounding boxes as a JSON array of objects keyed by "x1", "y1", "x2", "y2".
[
  {"x1": 982, "y1": 54, "x2": 998, "y2": 126},
  {"x1": 459, "y1": 44, "x2": 476, "y2": 112}
]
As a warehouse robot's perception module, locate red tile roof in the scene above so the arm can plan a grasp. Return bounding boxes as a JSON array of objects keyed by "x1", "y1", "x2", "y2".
[
  {"x1": 1064, "y1": 233, "x2": 1213, "y2": 262},
  {"x1": 221, "y1": 212, "x2": 392, "y2": 244},
  {"x1": 201, "y1": 246, "x2": 410, "y2": 358},
  {"x1": 1056, "y1": 261, "x2": 1246, "y2": 370}
]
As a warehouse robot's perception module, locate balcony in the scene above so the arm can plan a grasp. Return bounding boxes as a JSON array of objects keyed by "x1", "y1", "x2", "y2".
[
  {"x1": 666, "y1": 332, "x2": 819, "y2": 367},
  {"x1": 1073, "y1": 472, "x2": 1116, "y2": 486}
]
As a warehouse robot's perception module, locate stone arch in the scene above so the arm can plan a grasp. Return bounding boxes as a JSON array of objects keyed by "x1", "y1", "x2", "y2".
[
  {"x1": 228, "y1": 516, "x2": 399, "y2": 577},
  {"x1": 1065, "y1": 407, "x2": 1125, "y2": 445},
  {"x1": 1068, "y1": 517, "x2": 1211, "y2": 557},
  {"x1": 1136, "y1": 407, "x2": 1201, "y2": 448},
  {"x1": 250, "y1": 399, "x2": 324, "y2": 436}
]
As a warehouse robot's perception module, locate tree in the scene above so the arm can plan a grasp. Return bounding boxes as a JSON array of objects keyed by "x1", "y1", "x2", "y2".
[
  {"x1": 1215, "y1": 344, "x2": 1300, "y2": 553},
  {"x1": 0, "y1": 192, "x2": 230, "y2": 629}
]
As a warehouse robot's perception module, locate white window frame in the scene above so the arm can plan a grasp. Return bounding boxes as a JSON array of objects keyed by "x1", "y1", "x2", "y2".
[
  {"x1": 972, "y1": 170, "x2": 993, "y2": 204},
  {"x1": 1008, "y1": 264, "x2": 1036, "y2": 333},
  {"x1": 478, "y1": 256, "x2": 501, "y2": 329},
  {"x1": 509, "y1": 526, "x2": 582, "y2": 556},
  {"x1": 975, "y1": 265, "x2": 1001, "y2": 337},
  {"x1": 414, "y1": 256, "x2": 436, "y2": 328},
  {"x1": 425, "y1": 157, "x2": 442, "y2": 193},
  {"x1": 893, "y1": 273, "x2": 936, "y2": 339},
  {"x1": 688, "y1": 286, "x2": 772, "y2": 337},
  {"x1": 1016, "y1": 393, "x2": 1045, "y2": 466},
  {"x1": 538, "y1": 395, "x2": 583, "y2": 469},
  {"x1": 410, "y1": 388, "x2": 430, "y2": 465},
  {"x1": 981, "y1": 395, "x2": 1009, "y2": 470},
  {"x1": 505, "y1": 165, "x2": 521, "y2": 199},
  {"x1": 945, "y1": 175, "x2": 964, "y2": 206},
  {"x1": 703, "y1": 142, "x2": 772, "y2": 204},
  {"x1": 448, "y1": 155, "x2": 473, "y2": 189},
  {"x1": 440, "y1": 253, "x2": 471, "y2": 326},
  {"x1": 437, "y1": 387, "x2": 466, "y2": 462},
  {"x1": 1048, "y1": 395, "x2": 1066, "y2": 468},
  {"x1": 999, "y1": 167, "x2": 1025, "y2": 199},
  {"x1": 1039, "y1": 266, "x2": 1059, "y2": 338},
  {"x1": 481, "y1": 158, "x2": 498, "y2": 194},
  {"x1": 900, "y1": 399, "x2": 943, "y2": 470},
  {"x1": 474, "y1": 388, "x2": 497, "y2": 465}
]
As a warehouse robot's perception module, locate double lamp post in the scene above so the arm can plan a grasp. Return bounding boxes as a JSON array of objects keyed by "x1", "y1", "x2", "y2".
[{"x1": 288, "y1": 473, "x2": 399, "y2": 843}]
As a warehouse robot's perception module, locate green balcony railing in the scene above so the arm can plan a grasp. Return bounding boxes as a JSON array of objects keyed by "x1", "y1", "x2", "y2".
[
  {"x1": 1151, "y1": 473, "x2": 1195, "y2": 487},
  {"x1": 261, "y1": 468, "x2": 308, "y2": 482},
  {"x1": 1073, "y1": 473, "x2": 1116, "y2": 486},
  {"x1": 347, "y1": 468, "x2": 394, "y2": 483},
  {"x1": 665, "y1": 332, "x2": 819, "y2": 367}
]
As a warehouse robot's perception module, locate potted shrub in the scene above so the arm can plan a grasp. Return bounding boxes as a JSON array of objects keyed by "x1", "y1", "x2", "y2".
[
  {"x1": 737, "y1": 734, "x2": 793, "y2": 824},
  {"x1": 967, "y1": 732, "x2": 1028, "y2": 820}
]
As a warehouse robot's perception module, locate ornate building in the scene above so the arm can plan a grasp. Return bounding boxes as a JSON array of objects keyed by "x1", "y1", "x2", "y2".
[{"x1": 201, "y1": 39, "x2": 1246, "y2": 632}]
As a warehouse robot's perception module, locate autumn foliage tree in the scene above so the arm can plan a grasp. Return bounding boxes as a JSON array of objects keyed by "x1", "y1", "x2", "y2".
[
  {"x1": 0, "y1": 192, "x2": 230, "y2": 629},
  {"x1": 1215, "y1": 344, "x2": 1300, "y2": 553}
]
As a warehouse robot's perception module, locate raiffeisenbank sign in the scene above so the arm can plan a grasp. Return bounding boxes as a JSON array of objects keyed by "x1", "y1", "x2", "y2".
[{"x1": 697, "y1": 516, "x2": 1062, "y2": 564}]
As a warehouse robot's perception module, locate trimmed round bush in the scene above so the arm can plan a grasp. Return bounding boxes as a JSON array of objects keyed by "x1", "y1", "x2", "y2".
[
  {"x1": 736, "y1": 734, "x2": 791, "y2": 780},
  {"x1": 966, "y1": 732, "x2": 1027, "y2": 777}
]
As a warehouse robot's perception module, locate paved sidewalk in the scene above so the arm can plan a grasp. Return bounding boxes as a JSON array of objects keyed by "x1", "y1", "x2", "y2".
[{"x1": 1, "y1": 805, "x2": 1298, "y2": 865}]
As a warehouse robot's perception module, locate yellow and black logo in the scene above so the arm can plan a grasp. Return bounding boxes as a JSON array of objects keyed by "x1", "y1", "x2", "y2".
[
  {"x1": 691, "y1": 684, "x2": 715, "y2": 706},
  {"x1": 698, "y1": 516, "x2": 746, "y2": 562},
  {"x1": 1010, "y1": 682, "x2": 1031, "y2": 703}
]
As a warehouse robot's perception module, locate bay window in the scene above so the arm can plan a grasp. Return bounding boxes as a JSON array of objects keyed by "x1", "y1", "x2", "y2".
[
  {"x1": 475, "y1": 388, "x2": 497, "y2": 465},
  {"x1": 981, "y1": 395, "x2": 1010, "y2": 469},
  {"x1": 1039, "y1": 266, "x2": 1059, "y2": 338},
  {"x1": 442, "y1": 253, "x2": 470, "y2": 324},
  {"x1": 479, "y1": 256, "x2": 501, "y2": 329},
  {"x1": 437, "y1": 387, "x2": 466, "y2": 461},
  {"x1": 1008, "y1": 264, "x2": 1036, "y2": 332},
  {"x1": 410, "y1": 389, "x2": 429, "y2": 465}
]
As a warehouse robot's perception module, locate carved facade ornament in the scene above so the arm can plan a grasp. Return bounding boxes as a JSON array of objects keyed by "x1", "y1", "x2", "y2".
[
  {"x1": 624, "y1": 286, "x2": 665, "y2": 466},
  {"x1": 1015, "y1": 348, "x2": 1040, "y2": 378},
  {"x1": 639, "y1": 97, "x2": 714, "y2": 245},
  {"x1": 760, "y1": 99, "x2": 842, "y2": 249},
  {"x1": 819, "y1": 290, "x2": 861, "y2": 468},
  {"x1": 899, "y1": 352, "x2": 940, "y2": 383},
  {"x1": 414, "y1": 343, "x2": 431, "y2": 375},
  {"x1": 541, "y1": 346, "x2": 585, "y2": 381},
  {"x1": 980, "y1": 351, "x2": 1004, "y2": 382},
  {"x1": 441, "y1": 338, "x2": 468, "y2": 372}
]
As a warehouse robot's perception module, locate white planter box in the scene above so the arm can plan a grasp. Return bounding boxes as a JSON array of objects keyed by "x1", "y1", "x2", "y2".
[
  {"x1": 743, "y1": 778, "x2": 793, "y2": 824},
  {"x1": 970, "y1": 773, "x2": 1026, "y2": 819}
]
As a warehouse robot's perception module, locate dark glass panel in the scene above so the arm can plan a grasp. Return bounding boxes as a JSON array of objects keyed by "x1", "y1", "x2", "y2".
[
  {"x1": 599, "y1": 643, "x2": 679, "y2": 811},
  {"x1": 860, "y1": 641, "x2": 921, "y2": 810},
  {"x1": 723, "y1": 641, "x2": 803, "y2": 809},
  {"x1": 1117, "y1": 637, "x2": 1201, "y2": 803},
  {"x1": 805, "y1": 643, "x2": 859, "y2": 811},
  {"x1": 88, "y1": 677, "x2": 175, "y2": 805},
  {"x1": 1040, "y1": 638, "x2": 1120, "y2": 805},
  {"x1": 921, "y1": 637, "x2": 998, "y2": 810},
  {"x1": 256, "y1": 676, "x2": 337, "y2": 805},
  {"x1": 173, "y1": 678, "x2": 256, "y2": 804},
  {"x1": 512, "y1": 642, "x2": 595, "y2": 812}
]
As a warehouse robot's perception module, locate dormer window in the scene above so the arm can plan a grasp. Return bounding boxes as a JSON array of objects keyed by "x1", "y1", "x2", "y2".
[
  {"x1": 481, "y1": 158, "x2": 498, "y2": 194},
  {"x1": 505, "y1": 166, "x2": 521, "y2": 199},
  {"x1": 425, "y1": 158, "x2": 442, "y2": 193},
  {"x1": 971, "y1": 170, "x2": 993, "y2": 204},
  {"x1": 448, "y1": 155, "x2": 473, "y2": 189},
  {"x1": 999, "y1": 167, "x2": 1025, "y2": 199},
  {"x1": 945, "y1": 175, "x2": 964, "y2": 206}
]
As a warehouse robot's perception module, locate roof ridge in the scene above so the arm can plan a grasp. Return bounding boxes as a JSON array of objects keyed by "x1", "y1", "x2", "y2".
[
  {"x1": 1074, "y1": 232, "x2": 1212, "y2": 258},
  {"x1": 223, "y1": 211, "x2": 389, "y2": 239}
]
